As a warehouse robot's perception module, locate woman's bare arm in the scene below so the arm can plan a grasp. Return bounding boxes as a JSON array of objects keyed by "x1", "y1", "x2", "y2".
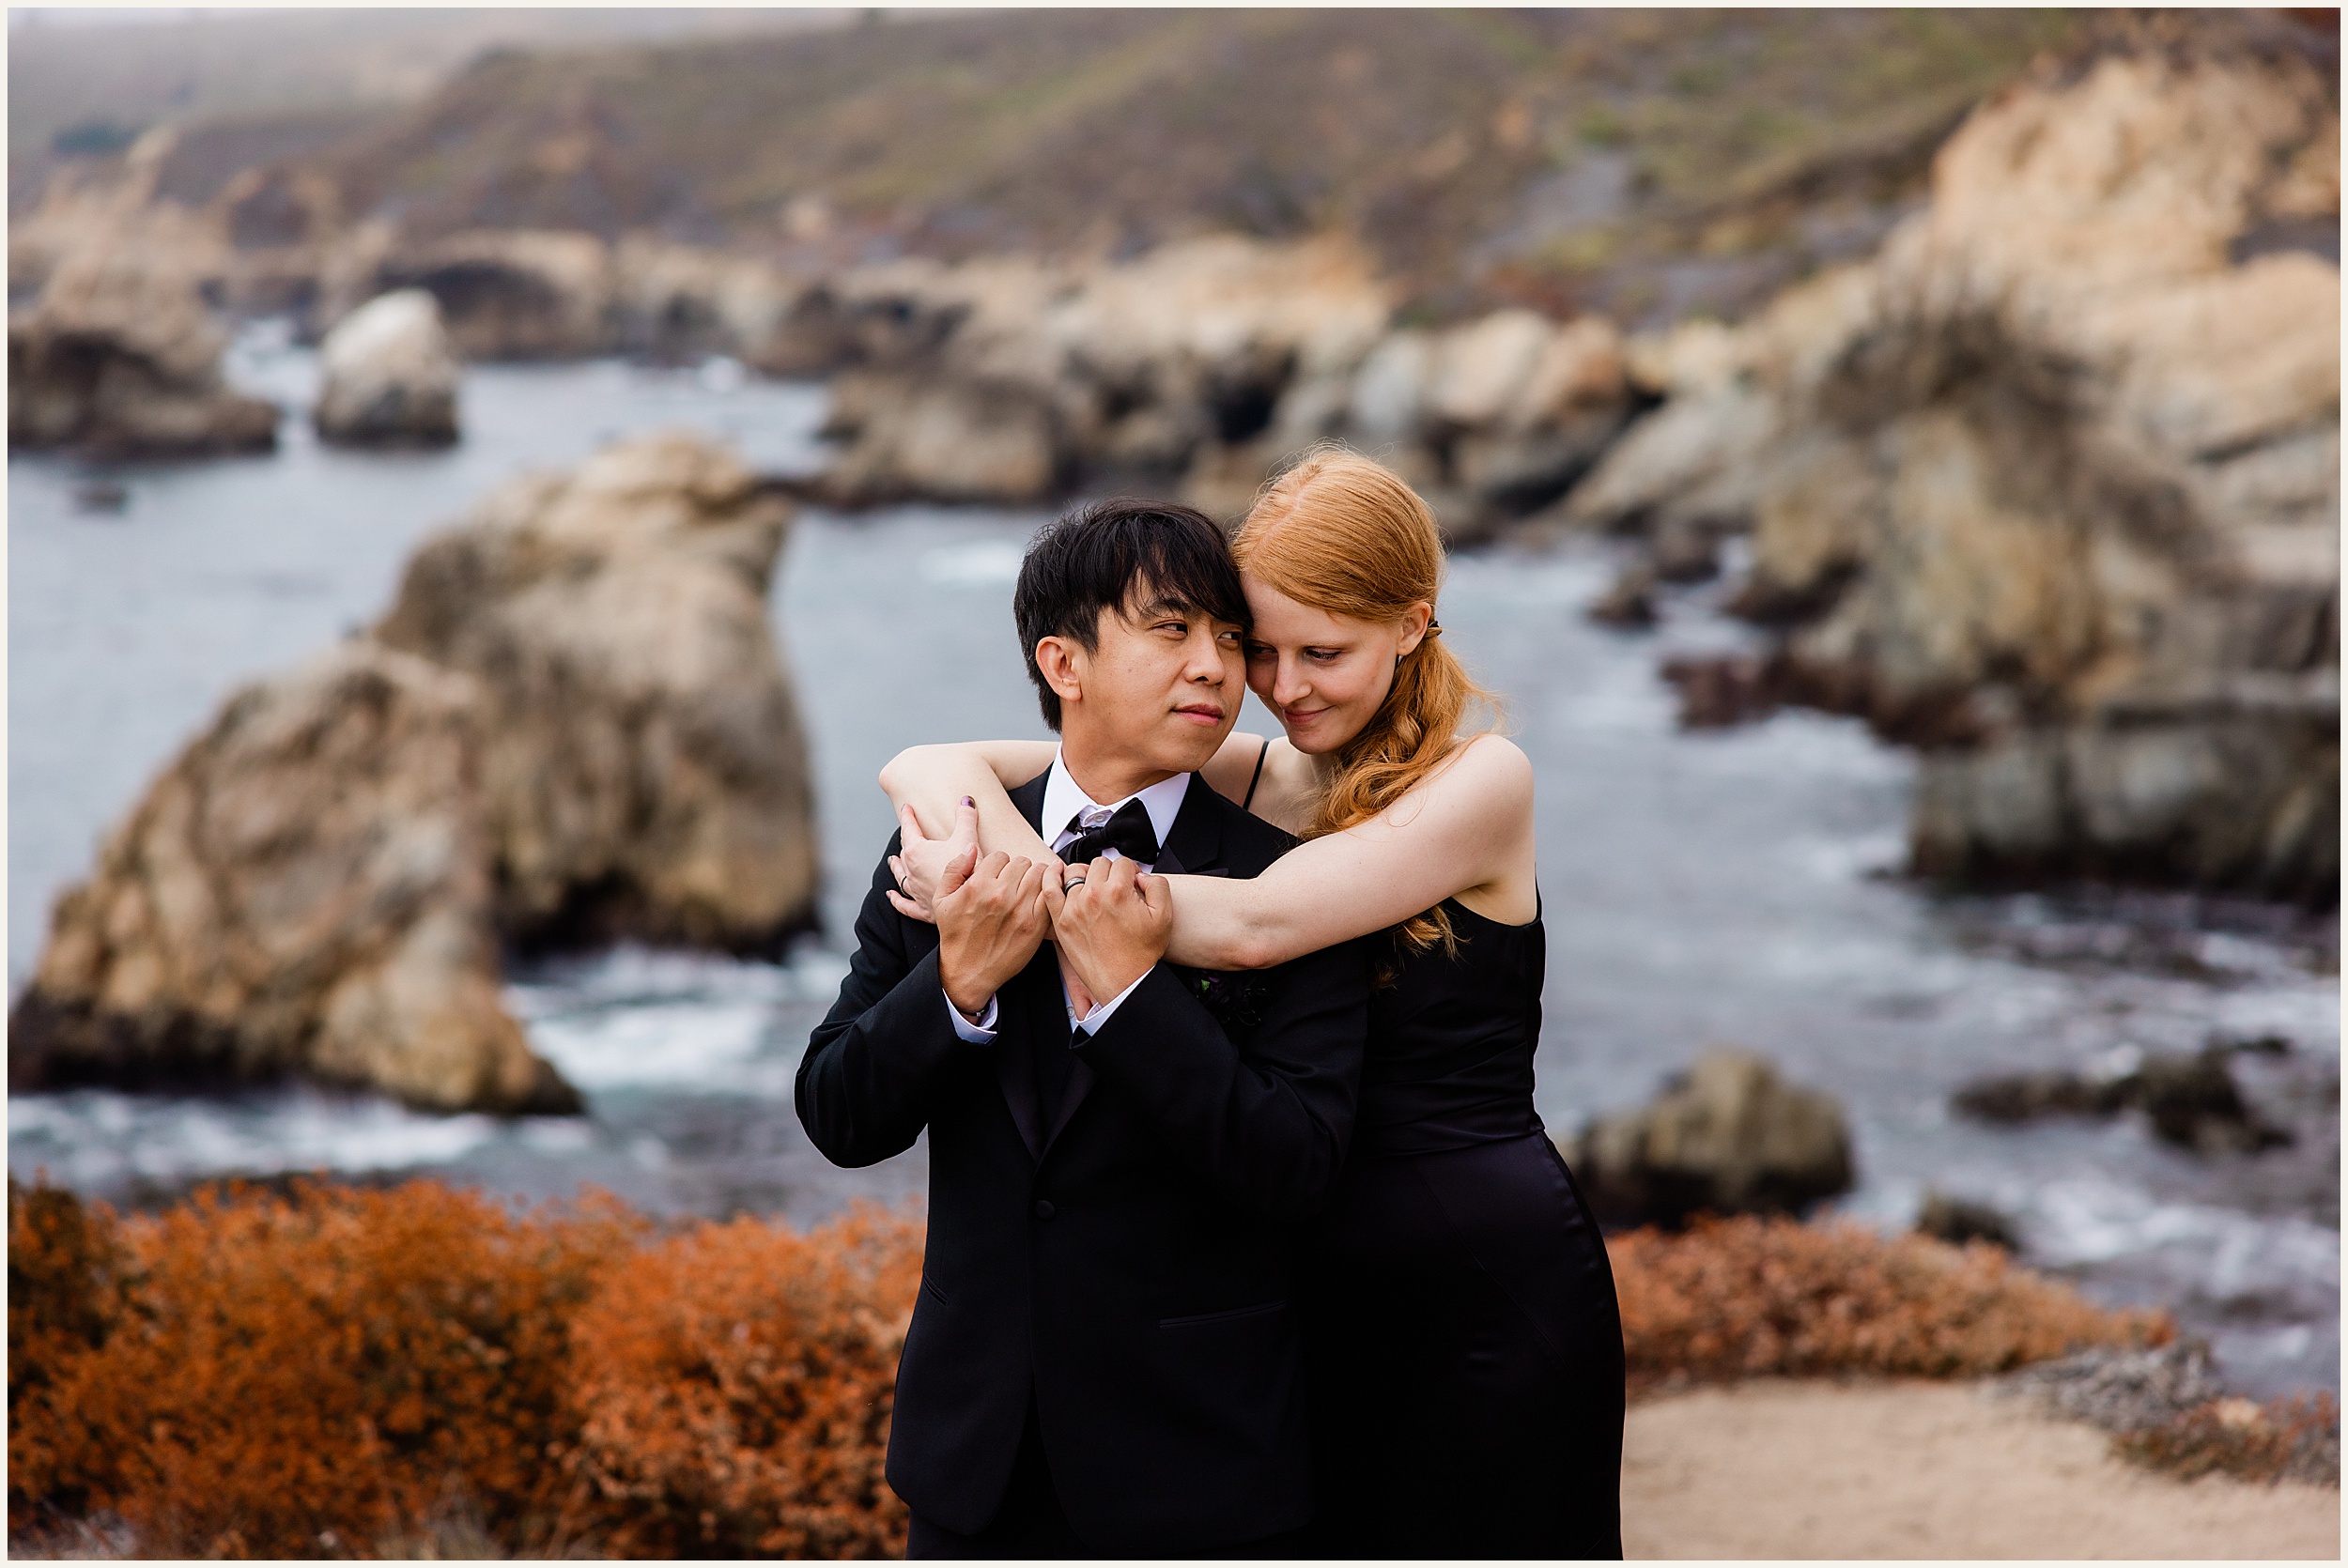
[
  {"x1": 878, "y1": 734, "x2": 1535, "y2": 968},
  {"x1": 882, "y1": 732, "x2": 1285, "y2": 921},
  {"x1": 1158, "y1": 735, "x2": 1536, "y2": 971},
  {"x1": 879, "y1": 741, "x2": 1058, "y2": 862}
]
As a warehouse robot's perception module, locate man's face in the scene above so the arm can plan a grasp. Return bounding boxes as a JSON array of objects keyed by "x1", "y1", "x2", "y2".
[{"x1": 1057, "y1": 586, "x2": 1244, "y2": 779}]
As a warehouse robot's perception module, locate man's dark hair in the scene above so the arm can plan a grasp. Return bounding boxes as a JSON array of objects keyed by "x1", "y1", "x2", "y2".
[{"x1": 1013, "y1": 499, "x2": 1250, "y2": 730}]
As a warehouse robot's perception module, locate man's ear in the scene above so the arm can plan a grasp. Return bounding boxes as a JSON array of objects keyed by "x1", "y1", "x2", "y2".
[{"x1": 1034, "y1": 636, "x2": 1085, "y2": 708}]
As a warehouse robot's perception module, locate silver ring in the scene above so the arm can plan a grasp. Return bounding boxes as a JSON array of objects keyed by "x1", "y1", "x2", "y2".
[{"x1": 1063, "y1": 870, "x2": 1087, "y2": 887}]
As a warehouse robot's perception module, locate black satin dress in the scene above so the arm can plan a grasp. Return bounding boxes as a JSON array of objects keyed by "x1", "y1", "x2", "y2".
[{"x1": 1300, "y1": 899, "x2": 1625, "y2": 1560}]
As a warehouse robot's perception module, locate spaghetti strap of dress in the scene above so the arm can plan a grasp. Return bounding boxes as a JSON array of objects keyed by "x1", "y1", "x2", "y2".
[{"x1": 1242, "y1": 735, "x2": 1272, "y2": 812}]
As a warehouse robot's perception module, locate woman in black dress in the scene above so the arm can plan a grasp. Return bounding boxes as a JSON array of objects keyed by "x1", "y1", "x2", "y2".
[{"x1": 883, "y1": 449, "x2": 1625, "y2": 1557}]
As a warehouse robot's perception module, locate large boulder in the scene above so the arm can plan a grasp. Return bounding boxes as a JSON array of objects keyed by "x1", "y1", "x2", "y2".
[
  {"x1": 313, "y1": 288, "x2": 461, "y2": 447},
  {"x1": 610, "y1": 236, "x2": 806, "y2": 366},
  {"x1": 803, "y1": 234, "x2": 1642, "y2": 537},
  {"x1": 376, "y1": 432, "x2": 819, "y2": 953},
  {"x1": 816, "y1": 374, "x2": 1061, "y2": 506},
  {"x1": 7, "y1": 643, "x2": 575, "y2": 1115},
  {"x1": 812, "y1": 238, "x2": 1395, "y2": 509},
  {"x1": 367, "y1": 229, "x2": 615, "y2": 360},
  {"x1": 1562, "y1": 1050, "x2": 1856, "y2": 1228},
  {"x1": 1324, "y1": 309, "x2": 1637, "y2": 539},
  {"x1": 8, "y1": 243, "x2": 277, "y2": 458},
  {"x1": 1953, "y1": 1045, "x2": 2293, "y2": 1157},
  {"x1": 1560, "y1": 21, "x2": 2340, "y2": 899},
  {"x1": 11, "y1": 432, "x2": 821, "y2": 1114}
]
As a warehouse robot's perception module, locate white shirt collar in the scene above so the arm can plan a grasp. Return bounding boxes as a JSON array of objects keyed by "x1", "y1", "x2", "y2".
[{"x1": 1041, "y1": 747, "x2": 1190, "y2": 864}]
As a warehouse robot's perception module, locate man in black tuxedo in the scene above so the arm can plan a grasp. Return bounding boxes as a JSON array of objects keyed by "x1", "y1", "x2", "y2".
[{"x1": 796, "y1": 500, "x2": 1367, "y2": 1557}]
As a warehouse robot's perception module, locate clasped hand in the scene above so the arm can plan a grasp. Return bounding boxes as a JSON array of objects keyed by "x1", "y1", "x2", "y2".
[
  {"x1": 1043, "y1": 856, "x2": 1173, "y2": 1020},
  {"x1": 909, "y1": 801, "x2": 1171, "y2": 1024}
]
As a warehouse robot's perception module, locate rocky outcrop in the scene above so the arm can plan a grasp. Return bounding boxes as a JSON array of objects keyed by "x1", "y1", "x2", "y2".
[
  {"x1": 1913, "y1": 1191, "x2": 2020, "y2": 1250},
  {"x1": 1953, "y1": 1045, "x2": 2293, "y2": 1156},
  {"x1": 1561, "y1": 1050, "x2": 1856, "y2": 1227},
  {"x1": 376, "y1": 433, "x2": 819, "y2": 954},
  {"x1": 1301, "y1": 308, "x2": 1636, "y2": 541},
  {"x1": 1999, "y1": 1343, "x2": 2224, "y2": 1434},
  {"x1": 313, "y1": 288, "x2": 461, "y2": 446},
  {"x1": 12, "y1": 433, "x2": 818, "y2": 1113},
  {"x1": 8, "y1": 237, "x2": 277, "y2": 458},
  {"x1": 610, "y1": 237, "x2": 805, "y2": 367},
  {"x1": 366, "y1": 229, "x2": 617, "y2": 361},
  {"x1": 811, "y1": 238, "x2": 1393, "y2": 509},
  {"x1": 8, "y1": 126, "x2": 237, "y2": 307},
  {"x1": 7, "y1": 643, "x2": 575, "y2": 1115},
  {"x1": 320, "y1": 230, "x2": 819, "y2": 368},
  {"x1": 806, "y1": 235, "x2": 1641, "y2": 538},
  {"x1": 1563, "y1": 28, "x2": 2340, "y2": 901}
]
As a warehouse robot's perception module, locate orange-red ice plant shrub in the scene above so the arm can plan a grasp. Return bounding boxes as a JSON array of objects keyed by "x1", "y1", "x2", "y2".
[
  {"x1": 566, "y1": 1204, "x2": 924, "y2": 1559},
  {"x1": 2117, "y1": 1392, "x2": 2340, "y2": 1487},
  {"x1": 12, "y1": 1178, "x2": 637, "y2": 1558},
  {"x1": 1610, "y1": 1215, "x2": 2170, "y2": 1393},
  {"x1": 15, "y1": 1183, "x2": 2185, "y2": 1557},
  {"x1": 8, "y1": 1177, "x2": 139, "y2": 1538}
]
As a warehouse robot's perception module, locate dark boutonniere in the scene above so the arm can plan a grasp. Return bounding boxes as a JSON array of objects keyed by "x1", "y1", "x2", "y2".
[{"x1": 1181, "y1": 967, "x2": 1268, "y2": 1038}]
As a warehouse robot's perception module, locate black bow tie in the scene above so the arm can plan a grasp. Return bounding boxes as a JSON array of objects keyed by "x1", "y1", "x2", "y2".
[{"x1": 1059, "y1": 798, "x2": 1161, "y2": 867}]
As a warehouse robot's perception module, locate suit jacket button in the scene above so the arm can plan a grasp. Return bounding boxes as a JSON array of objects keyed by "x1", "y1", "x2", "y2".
[{"x1": 1032, "y1": 1199, "x2": 1056, "y2": 1221}]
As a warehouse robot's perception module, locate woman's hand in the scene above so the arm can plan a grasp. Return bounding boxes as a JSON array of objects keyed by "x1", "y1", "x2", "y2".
[{"x1": 887, "y1": 797, "x2": 979, "y2": 924}]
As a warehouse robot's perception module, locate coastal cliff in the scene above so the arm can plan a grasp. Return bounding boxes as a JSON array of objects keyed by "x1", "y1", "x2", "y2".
[{"x1": 1568, "y1": 24, "x2": 2340, "y2": 899}]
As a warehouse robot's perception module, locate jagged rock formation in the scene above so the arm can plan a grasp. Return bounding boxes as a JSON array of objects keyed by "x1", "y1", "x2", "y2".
[
  {"x1": 1565, "y1": 26, "x2": 2340, "y2": 900},
  {"x1": 376, "y1": 433, "x2": 819, "y2": 954},
  {"x1": 808, "y1": 236, "x2": 1638, "y2": 538},
  {"x1": 364, "y1": 229, "x2": 617, "y2": 360},
  {"x1": 7, "y1": 643, "x2": 575, "y2": 1115},
  {"x1": 312, "y1": 288, "x2": 461, "y2": 446},
  {"x1": 610, "y1": 236, "x2": 804, "y2": 367},
  {"x1": 8, "y1": 252, "x2": 280, "y2": 458},
  {"x1": 1283, "y1": 306, "x2": 1635, "y2": 540},
  {"x1": 12, "y1": 434, "x2": 819, "y2": 1114},
  {"x1": 811, "y1": 238, "x2": 1391, "y2": 508},
  {"x1": 7, "y1": 139, "x2": 278, "y2": 459},
  {"x1": 1952, "y1": 1044, "x2": 2293, "y2": 1157},
  {"x1": 1561, "y1": 1050, "x2": 1856, "y2": 1228},
  {"x1": 319, "y1": 231, "x2": 812, "y2": 367}
]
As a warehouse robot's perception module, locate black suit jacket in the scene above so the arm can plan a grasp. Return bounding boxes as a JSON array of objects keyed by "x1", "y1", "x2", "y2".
[{"x1": 796, "y1": 771, "x2": 1368, "y2": 1553}]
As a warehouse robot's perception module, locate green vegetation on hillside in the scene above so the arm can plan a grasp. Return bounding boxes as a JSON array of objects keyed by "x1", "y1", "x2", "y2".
[{"x1": 301, "y1": 8, "x2": 2081, "y2": 323}]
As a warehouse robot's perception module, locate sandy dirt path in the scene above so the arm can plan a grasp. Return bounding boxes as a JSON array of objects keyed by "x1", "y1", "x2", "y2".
[{"x1": 1623, "y1": 1378, "x2": 2340, "y2": 1560}]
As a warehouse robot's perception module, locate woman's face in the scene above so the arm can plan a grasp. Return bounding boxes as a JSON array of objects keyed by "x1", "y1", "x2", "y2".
[{"x1": 1241, "y1": 576, "x2": 1430, "y2": 756}]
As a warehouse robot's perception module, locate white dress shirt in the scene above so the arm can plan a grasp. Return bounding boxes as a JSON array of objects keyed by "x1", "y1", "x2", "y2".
[{"x1": 946, "y1": 751, "x2": 1190, "y2": 1042}]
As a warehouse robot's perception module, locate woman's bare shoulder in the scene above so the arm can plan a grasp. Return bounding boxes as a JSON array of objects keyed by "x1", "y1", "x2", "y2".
[
  {"x1": 1198, "y1": 730, "x2": 1273, "y2": 801},
  {"x1": 1407, "y1": 732, "x2": 1533, "y2": 817}
]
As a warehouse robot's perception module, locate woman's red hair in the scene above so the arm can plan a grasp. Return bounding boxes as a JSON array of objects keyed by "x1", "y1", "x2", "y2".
[{"x1": 1234, "y1": 446, "x2": 1500, "y2": 956}]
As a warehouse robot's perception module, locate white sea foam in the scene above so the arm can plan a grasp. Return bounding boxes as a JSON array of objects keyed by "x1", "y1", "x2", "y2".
[
  {"x1": 2027, "y1": 1176, "x2": 2341, "y2": 1298},
  {"x1": 505, "y1": 942, "x2": 842, "y2": 1094},
  {"x1": 8, "y1": 1088, "x2": 502, "y2": 1189}
]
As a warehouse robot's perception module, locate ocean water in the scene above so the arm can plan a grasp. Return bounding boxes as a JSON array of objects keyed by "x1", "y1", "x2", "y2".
[{"x1": 9, "y1": 327, "x2": 2338, "y2": 1398}]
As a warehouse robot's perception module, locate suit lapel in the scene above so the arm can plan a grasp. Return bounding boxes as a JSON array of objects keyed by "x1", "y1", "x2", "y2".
[
  {"x1": 993, "y1": 771, "x2": 1054, "y2": 1163},
  {"x1": 1146, "y1": 774, "x2": 1228, "y2": 878},
  {"x1": 1042, "y1": 774, "x2": 1228, "y2": 1152}
]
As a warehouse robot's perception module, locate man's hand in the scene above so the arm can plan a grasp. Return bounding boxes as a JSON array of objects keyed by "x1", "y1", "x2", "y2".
[
  {"x1": 1043, "y1": 857, "x2": 1173, "y2": 1011},
  {"x1": 936, "y1": 850, "x2": 1051, "y2": 1016}
]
